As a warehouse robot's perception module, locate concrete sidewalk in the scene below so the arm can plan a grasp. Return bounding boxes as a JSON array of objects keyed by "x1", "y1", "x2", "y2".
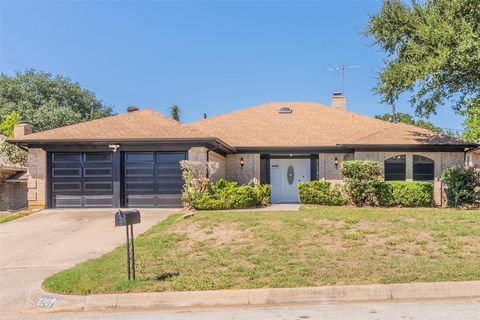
[{"x1": 13, "y1": 280, "x2": 480, "y2": 315}]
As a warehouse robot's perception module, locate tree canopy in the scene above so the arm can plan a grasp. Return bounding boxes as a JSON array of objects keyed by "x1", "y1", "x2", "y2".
[
  {"x1": 0, "y1": 69, "x2": 113, "y2": 132},
  {"x1": 169, "y1": 104, "x2": 181, "y2": 122},
  {"x1": 365, "y1": 0, "x2": 480, "y2": 141},
  {"x1": 0, "y1": 69, "x2": 114, "y2": 165}
]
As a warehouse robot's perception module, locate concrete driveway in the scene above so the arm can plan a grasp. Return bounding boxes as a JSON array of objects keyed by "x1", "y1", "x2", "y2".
[{"x1": 0, "y1": 208, "x2": 175, "y2": 313}]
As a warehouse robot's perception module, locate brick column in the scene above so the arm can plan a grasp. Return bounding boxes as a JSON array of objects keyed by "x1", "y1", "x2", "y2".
[{"x1": 27, "y1": 148, "x2": 47, "y2": 209}]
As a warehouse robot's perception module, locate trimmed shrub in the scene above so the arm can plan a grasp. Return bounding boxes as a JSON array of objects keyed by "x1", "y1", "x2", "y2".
[
  {"x1": 441, "y1": 165, "x2": 480, "y2": 207},
  {"x1": 253, "y1": 182, "x2": 272, "y2": 206},
  {"x1": 378, "y1": 181, "x2": 433, "y2": 207},
  {"x1": 190, "y1": 179, "x2": 271, "y2": 210},
  {"x1": 341, "y1": 160, "x2": 383, "y2": 206},
  {"x1": 298, "y1": 180, "x2": 347, "y2": 206}
]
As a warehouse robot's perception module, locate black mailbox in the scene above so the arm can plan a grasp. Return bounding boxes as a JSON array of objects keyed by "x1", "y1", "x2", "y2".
[
  {"x1": 114, "y1": 209, "x2": 141, "y2": 281},
  {"x1": 115, "y1": 209, "x2": 141, "y2": 226}
]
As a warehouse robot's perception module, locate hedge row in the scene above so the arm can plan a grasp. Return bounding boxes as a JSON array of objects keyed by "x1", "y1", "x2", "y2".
[
  {"x1": 299, "y1": 180, "x2": 433, "y2": 207},
  {"x1": 378, "y1": 181, "x2": 433, "y2": 207}
]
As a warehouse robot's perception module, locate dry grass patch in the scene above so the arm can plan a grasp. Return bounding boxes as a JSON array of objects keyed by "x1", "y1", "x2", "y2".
[{"x1": 43, "y1": 207, "x2": 480, "y2": 295}]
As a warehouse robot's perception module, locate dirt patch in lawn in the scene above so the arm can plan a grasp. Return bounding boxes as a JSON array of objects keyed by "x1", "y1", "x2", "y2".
[
  {"x1": 43, "y1": 208, "x2": 480, "y2": 295},
  {"x1": 172, "y1": 221, "x2": 246, "y2": 247}
]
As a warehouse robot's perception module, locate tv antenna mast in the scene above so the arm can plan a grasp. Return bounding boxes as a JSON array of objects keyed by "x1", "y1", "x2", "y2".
[{"x1": 327, "y1": 65, "x2": 359, "y2": 94}]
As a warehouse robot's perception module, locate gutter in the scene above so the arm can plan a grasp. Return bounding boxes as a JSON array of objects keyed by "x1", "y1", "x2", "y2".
[{"x1": 7, "y1": 137, "x2": 236, "y2": 154}]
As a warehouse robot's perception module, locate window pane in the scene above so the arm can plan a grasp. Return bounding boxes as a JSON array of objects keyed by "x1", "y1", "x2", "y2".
[
  {"x1": 413, "y1": 155, "x2": 434, "y2": 181},
  {"x1": 384, "y1": 155, "x2": 406, "y2": 181}
]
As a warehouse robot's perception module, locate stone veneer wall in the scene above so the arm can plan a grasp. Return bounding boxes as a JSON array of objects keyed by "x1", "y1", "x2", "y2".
[
  {"x1": 225, "y1": 154, "x2": 261, "y2": 185},
  {"x1": 0, "y1": 181, "x2": 28, "y2": 211},
  {"x1": 27, "y1": 148, "x2": 47, "y2": 209}
]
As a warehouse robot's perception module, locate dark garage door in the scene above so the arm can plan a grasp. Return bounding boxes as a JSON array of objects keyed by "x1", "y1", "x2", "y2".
[
  {"x1": 50, "y1": 152, "x2": 114, "y2": 208},
  {"x1": 123, "y1": 152, "x2": 186, "y2": 208}
]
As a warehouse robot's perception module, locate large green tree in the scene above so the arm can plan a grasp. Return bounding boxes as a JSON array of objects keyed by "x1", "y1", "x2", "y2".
[
  {"x1": 365, "y1": 0, "x2": 480, "y2": 141},
  {"x1": 0, "y1": 69, "x2": 113, "y2": 164},
  {"x1": 0, "y1": 69, "x2": 113, "y2": 132}
]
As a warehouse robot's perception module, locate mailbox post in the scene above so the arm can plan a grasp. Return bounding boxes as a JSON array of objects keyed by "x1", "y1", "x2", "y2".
[{"x1": 115, "y1": 209, "x2": 141, "y2": 280}]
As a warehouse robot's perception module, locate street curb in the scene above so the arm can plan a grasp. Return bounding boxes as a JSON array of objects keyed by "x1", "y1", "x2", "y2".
[{"x1": 27, "y1": 280, "x2": 480, "y2": 313}]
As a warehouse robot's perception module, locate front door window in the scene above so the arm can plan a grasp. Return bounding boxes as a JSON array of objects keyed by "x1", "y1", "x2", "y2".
[{"x1": 287, "y1": 165, "x2": 294, "y2": 185}]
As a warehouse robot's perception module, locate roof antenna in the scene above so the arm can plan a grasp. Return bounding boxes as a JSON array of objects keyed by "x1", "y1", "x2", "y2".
[
  {"x1": 391, "y1": 103, "x2": 398, "y2": 123},
  {"x1": 327, "y1": 65, "x2": 359, "y2": 94}
]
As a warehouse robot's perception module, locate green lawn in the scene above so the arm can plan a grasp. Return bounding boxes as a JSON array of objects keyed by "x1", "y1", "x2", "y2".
[
  {"x1": 43, "y1": 207, "x2": 480, "y2": 295},
  {"x1": 0, "y1": 210, "x2": 31, "y2": 224}
]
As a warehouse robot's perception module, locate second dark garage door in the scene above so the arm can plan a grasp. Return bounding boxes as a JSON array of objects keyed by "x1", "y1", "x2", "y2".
[{"x1": 123, "y1": 152, "x2": 186, "y2": 208}]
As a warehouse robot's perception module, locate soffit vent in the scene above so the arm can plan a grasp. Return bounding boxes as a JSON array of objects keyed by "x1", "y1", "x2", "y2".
[{"x1": 278, "y1": 107, "x2": 293, "y2": 114}]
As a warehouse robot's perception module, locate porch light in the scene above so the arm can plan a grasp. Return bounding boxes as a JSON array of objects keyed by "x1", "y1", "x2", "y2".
[
  {"x1": 240, "y1": 157, "x2": 245, "y2": 169},
  {"x1": 334, "y1": 157, "x2": 339, "y2": 169},
  {"x1": 108, "y1": 144, "x2": 120, "y2": 152}
]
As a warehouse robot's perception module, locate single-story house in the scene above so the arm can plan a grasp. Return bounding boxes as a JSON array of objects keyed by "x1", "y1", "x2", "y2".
[
  {"x1": 0, "y1": 135, "x2": 28, "y2": 211},
  {"x1": 10, "y1": 94, "x2": 478, "y2": 209}
]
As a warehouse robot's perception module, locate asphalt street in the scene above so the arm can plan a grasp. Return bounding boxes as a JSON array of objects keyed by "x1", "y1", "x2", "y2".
[{"x1": 4, "y1": 299, "x2": 480, "y2": 320}]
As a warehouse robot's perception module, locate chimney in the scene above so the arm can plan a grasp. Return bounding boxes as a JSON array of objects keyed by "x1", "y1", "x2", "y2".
[
  {"x1": 331, "y1": 92, "x2": 346, "y2": 111},
  {"x1": 13, "y1": 122, "x2": 33, "y2": 139},
  {"x1": 127, "y1": 106, "x2": 139, "y2": 112}
]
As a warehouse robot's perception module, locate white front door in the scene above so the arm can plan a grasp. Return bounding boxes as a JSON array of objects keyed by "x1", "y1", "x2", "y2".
[{"x1": 270, "y1": 158, "x2": 310, "y2": 203}]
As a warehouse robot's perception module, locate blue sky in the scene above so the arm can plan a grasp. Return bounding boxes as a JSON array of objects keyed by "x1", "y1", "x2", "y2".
[{"x1": 0, "y1": 0, "x2": 464, "y2": 131}]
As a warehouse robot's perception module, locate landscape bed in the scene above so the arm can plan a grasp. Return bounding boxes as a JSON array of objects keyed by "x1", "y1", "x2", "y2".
[{"x1": 43, "y1": 207, "x2": 480, "y2": 295}]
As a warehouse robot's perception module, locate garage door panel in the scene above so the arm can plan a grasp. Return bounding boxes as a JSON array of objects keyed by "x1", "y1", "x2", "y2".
[
  {"x1": 84, "y1": 167, "x2": 113, "y2": 177},
  {"x1": 53, "y1": 196, "x2": 83, "y2": 208},
  {"x1": 157, "y1": 195, "x2": 182, "y2": 207},
  {"x1": 125, "y1": 152, "x2": 155, "y2": 162},
  {"x1": 52, "y1": 182, "x2": 82, "y2": 192},
  {"x1": 52, "y1": 168, "x2": 82, "y2": 178},
  {"x1": 50, "y1": 152, "x2": 114, "y2": 208},
  {"x1": 125, "y1": 167, "x2": 155, "y2": 177},
  {"x1": 124, "y1": 152, "x2": 185, "y2": 208},
  {"x1": 84, "y1": 182, "x2": 113, "y2": 192},
  {"x1": 126, "y1": 195, "x2": 156, "y2": 208},
  {"x1": 83, "y1": 195, "x2": 115, "y2": 207},
  {"x1": 52, "y1": 153, "x2": 82, "y2": 163},
  {"x1": 125, "y1": 182, "x2": 155, "y2": 192},
  {"x1": 85, "y1": 153, "x2": 112, "y2": 162}
]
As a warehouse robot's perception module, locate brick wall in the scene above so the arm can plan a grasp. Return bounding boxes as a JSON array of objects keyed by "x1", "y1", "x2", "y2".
[
  {"x1": 27, "y1": 148, "x2": 47, "y2": 209},
  {"x1": 225, "y1": 154, "x2": 260, "y2": 184}
]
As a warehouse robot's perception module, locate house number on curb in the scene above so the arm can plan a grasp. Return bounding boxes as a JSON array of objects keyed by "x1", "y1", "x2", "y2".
[{"x1": 37, "y1": 296, "x2": 57, "y2": 308}]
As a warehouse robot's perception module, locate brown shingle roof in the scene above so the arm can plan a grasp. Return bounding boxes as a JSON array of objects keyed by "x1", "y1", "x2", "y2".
[
  {"x1": 12, "y1": 109, "x2": 213, "y2": 142},
  {"x1": 187, "y1": 101, "x2": 466, "y2": 147}
]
